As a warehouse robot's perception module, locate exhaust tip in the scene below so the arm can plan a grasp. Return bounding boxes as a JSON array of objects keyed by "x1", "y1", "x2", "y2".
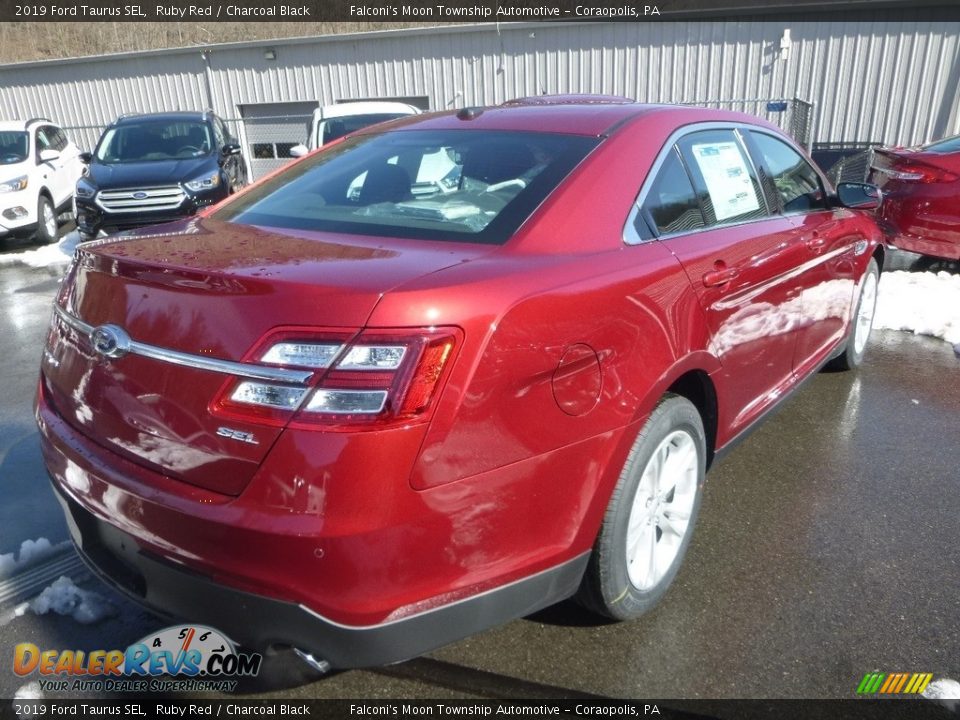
[{"x1": 293, "y1": 648, "x2": 331, "y2": 675}]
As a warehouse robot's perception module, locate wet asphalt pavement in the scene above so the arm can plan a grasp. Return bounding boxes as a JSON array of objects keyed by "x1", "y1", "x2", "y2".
[{"x1": 0, "y1": 235, "x2": 957, "y2": 700}]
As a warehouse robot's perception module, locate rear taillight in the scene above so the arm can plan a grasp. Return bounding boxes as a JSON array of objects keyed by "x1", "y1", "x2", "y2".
[
  {"x1": 210, "y1": 328, "x2": 460, "y2": 431},
  {"x1": 874, "y1": 156, "x2": 959, "y2": 183}
]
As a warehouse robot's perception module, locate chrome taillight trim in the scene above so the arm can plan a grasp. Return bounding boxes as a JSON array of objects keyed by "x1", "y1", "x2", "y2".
[{"x1": 52, "y1": 304, "x2": 313, "y2": 385}]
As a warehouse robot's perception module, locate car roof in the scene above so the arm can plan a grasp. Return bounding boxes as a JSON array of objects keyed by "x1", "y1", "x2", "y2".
[
  {"x1": 0, "y1": 117, "x2": 55, "y2": 132},
  {"x1": 502, "y1": 94, "x2": 635, "y2": 106},
  {"x1": 362, "y1": 99, "x2": 781, "y2": 138},
  {"x1": 113, "y1": 111, "x2": 212, "y2": 126}
]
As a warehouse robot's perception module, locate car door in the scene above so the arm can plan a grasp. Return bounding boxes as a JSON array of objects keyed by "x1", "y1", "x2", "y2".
[
  {"x1": 745, "y1": 130, "x2": 861, "y2": 375},
  {"x1": 54, "y1": 125, "x2": 85, "y2": 191},
  {"x1": 35, "y1": 125, "x2": 71, "y2": 208},
  {"x1": 636, "y1": 127, "x2": 807, "y2": 437},
  {"x1": 215, "y1": 116, "x2": 245, "y2": 191}
]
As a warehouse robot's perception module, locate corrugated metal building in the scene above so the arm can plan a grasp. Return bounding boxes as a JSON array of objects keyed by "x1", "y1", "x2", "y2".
[{"x1": 1, "y1": 13, "x2": 957, "y2": 178}]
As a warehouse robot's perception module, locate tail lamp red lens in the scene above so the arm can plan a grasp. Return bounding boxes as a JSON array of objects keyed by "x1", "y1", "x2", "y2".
[
  {"x1": 210, "y1": 328, "x2": 461, "y2": 430},
  {"x1": 879, "y1": 158, "x2": 959, "y2": 183}
]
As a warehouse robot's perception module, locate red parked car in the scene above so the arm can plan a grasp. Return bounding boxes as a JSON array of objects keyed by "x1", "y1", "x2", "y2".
[
  {"x1": 37, "y1": 98, "x2": 884, "y2": 670},
  {"x1": 869, "y1": 135, "x2": 960, "y2": 261}
]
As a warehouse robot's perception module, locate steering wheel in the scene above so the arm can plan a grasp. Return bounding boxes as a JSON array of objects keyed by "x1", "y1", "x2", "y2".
[{"x1": 177, "y1": 145, "x2": 201, "y2": 155}]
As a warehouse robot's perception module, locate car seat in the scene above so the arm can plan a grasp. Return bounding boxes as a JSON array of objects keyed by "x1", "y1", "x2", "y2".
[
  {"x1": 358, "y1": 163, "x2": 412, "y2": 205},
  {"x1": 461, "y1": 141, "x2": 536, "y2": 187}
]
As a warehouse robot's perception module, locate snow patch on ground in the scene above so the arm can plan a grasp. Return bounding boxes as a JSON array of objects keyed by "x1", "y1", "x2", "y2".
[
  {"x1": 0, "y1": 231, "x2": 80, "y2": 268},
  {"x1": 923, "y1": 678, "x2": 960, "y2": 711},
  {"x1": 15, "y1": 681, "x2": 45, "y2": 719},
  {"x1": 0, "y1": 538, "x2": 70, "y2": 579},
  {"x1": 14, "y1": 681, "x2": 45, "y2": 719},
  {"x1": 28, "y1": 576, "x2": 117, "y2": 625},
  {"x1": 0, "y1": 601, "x2": 31, "y2": 629},
  {"x1": 14, "y1": 681, "x2": 44, "y2": 700},
  {"x1": 874, "y1": 270, "x2": 960, "y2": 347}
]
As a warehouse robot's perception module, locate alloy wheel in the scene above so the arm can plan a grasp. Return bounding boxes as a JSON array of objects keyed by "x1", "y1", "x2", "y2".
[
  {"x1": 625, "y1": 429, "x2": 699, "y2": 590},
  {"x1": 853, "y1": 270, "x2": 878, "y2": 355}
]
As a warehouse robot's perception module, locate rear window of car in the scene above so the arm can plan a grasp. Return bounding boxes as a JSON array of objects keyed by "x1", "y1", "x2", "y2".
[
  {"x1": 640, "y1": 149, "x2": 705, "y2": 236},
  {"x1": 218, "y1": 129, "x2": 598, "y2": 245}
]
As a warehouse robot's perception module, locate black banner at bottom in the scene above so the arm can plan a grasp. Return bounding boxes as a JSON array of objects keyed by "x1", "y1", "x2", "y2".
[{"x1": 1, "y1": 699, "x2": 956, "y2": 720}]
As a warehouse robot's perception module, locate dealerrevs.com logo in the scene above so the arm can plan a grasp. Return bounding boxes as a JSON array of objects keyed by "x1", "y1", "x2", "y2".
[{"x1": 13, "y1": 625, "x2": 262, "y2": 693}]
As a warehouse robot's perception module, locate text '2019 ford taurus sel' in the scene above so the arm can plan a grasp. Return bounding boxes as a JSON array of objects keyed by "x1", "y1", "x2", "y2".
[{"x1": 37, "y1": 98, "x2": 884, "y2": 670}]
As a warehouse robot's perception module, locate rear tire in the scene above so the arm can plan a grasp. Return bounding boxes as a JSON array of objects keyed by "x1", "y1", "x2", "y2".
[
  {"x1": 34, "y1": 195, "x2": 57, "y2": 245},
  {"x1": 578, "y1": 394, "x2": 706, "y2": 621},
  {"x1": 828, "y1": 258, "x2": 879, "y2": 371}
]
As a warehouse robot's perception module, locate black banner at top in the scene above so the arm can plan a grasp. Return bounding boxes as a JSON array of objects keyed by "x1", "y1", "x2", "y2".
[
  {"x1": 0, "y1": 0, "x2": 956, "y2": 23},
  {"x1": 1, "y1": 698, "x2": 958, "y2": 720}
]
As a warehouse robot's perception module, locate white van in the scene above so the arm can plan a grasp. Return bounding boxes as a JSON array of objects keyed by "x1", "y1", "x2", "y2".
[{"x1": 289, "y1": 101, "x2": 421, "y2": 157}]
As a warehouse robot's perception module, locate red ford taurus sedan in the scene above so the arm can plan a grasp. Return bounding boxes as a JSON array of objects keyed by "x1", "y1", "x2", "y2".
[
  {"x1": 37, "y1": 98, "x2": 884, "y2": 670},
  {"x1": 868, "y1": 134, "x2": 960, "y2": 261}
]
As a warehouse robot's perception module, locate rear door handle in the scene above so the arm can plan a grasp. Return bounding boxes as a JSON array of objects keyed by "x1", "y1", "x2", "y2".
[
  {"x1": 702, "y1": 267, "x2": 739, "y2": 287},
  {"x1": 806, "y1": 233, "x2": 828, "y2": 252}
]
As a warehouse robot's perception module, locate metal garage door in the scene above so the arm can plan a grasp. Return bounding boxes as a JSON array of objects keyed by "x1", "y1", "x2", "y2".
[{"x1": 237, "y1": 102, "x2": 315, "y2": 181}]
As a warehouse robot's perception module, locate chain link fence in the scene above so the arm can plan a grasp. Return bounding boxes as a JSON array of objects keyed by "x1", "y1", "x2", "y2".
[
  {"x1": 678, "y1": 97, "x2": 815, "y2": 150},
  {"x1": 59, "y1": 124, "x2": 108, "y2": 155},
  {"x1": 812, "y1": 143, "x2": 885, "y2": 185}
]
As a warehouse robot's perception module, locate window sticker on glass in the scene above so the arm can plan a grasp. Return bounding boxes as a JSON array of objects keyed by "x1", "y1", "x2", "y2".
[{"x1": 690, "y1": 142, "x2": 760, "y2": 222}]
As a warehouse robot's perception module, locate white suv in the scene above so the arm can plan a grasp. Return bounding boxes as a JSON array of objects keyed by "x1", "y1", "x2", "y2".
[{"x1": 0, "y1": 118, "x2": 84, "y2": 245}]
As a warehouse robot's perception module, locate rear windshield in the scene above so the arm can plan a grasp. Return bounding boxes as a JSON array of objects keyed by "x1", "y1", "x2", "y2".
[
  {"x1": 321, "y1": 114, "x2": 408, "y2": 146},
  {"x1": 95, "y1": 121, "x2": 214, "y2": 162},
  {"x1": 924, "y1": 135, "x2": 960, "y2": 154},
  {"x1": 219, "y1": 129, "x2": 598, "y2": 245},
  {"x1": 0, "y1": 131, "x2": 28, "y2": 164}
]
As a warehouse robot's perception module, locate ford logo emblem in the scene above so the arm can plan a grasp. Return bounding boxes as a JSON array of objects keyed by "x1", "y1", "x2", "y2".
[
  {"x1": 90, "y1": 324, "x2": 131, "y2": 359},
  {"x1": 132, "y1": 191, "x2": 149, "y2": 200}
]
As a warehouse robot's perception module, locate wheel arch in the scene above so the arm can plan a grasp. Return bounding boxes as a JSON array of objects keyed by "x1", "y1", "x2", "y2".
[
  {"x1": 665, "y1": 370, "x2": 719, "y2": 470},
  {"x1": 872, "y1": 244, "x2": 886, "y2": 273}
]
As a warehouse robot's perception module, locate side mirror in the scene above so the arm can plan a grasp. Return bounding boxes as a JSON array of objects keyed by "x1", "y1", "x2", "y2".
[
  {"x1": 289, "y1": 144, "x2": 308, "y2": 158},
  {"x1": 38, "y1": 148, "x2": 60, "y2": 163},
  {"x1": 221, "y1": 143, "x2": 242, "y2": 157},
  {"x1": 836, "y1": 182, "x2": 881, "y2": 210},
  {"x1": 79, "y1": 152, "x2": 92, "y2": 164}
]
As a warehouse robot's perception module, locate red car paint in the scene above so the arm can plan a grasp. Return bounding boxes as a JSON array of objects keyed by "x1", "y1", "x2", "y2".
[
  {"x1": 869, "y1": 139, "x2": 960, "y2": 261},
  {"x1": 37, "y1": 101, "x2": 883, "y2": 664}
]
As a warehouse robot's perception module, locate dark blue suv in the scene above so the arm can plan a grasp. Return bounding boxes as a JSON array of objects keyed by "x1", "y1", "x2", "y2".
[{"x1": 75, "y1": 111, "x2": 247, "y2": 237}]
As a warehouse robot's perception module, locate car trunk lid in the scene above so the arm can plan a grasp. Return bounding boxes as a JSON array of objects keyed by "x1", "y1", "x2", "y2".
[
  {"x1": 870, "y1": 148, "x2": 960, "y2": 188},
  {"x1": 42, "y1": 218, "x2": 485, "y2": 495}
]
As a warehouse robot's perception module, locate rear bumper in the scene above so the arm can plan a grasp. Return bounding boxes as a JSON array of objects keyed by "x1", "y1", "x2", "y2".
[
  {"x1": 36, "y1": 374, "x2": 604, "y2": 666},
  {"x1": 53, "y1": 480, "x2": 587, "y2": 668},
  {"x1": 874, "y1": 190, "x2": 960, "y2": 261},
  {"x1": 882, "y1": 231, "x2": 960, "y2": 262}
]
